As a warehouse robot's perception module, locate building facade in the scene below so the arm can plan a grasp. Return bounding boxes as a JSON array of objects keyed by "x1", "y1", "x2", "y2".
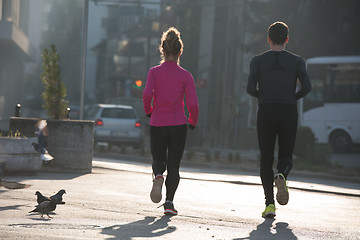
[{"x1": 0, "y1": 0, "x2": 34, "y2": 131}]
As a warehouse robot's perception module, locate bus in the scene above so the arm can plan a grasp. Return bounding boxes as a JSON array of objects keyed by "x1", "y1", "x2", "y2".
[{"x1": 299, "y1": 56, "x2": 360, "y2": 153}]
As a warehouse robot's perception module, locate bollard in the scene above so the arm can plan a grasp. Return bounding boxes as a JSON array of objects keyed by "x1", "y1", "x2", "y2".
[
  {"x1": 15, "y1": 103, "x2": 21, "y2": 117},
  {"x1": 66, "y1": 107, "x2": 71, "y2": 119}
]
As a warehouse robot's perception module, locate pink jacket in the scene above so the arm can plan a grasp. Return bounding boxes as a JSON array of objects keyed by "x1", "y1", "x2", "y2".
[{"x1": 143, "y1": 61, "x2": 199, "y2": 127}]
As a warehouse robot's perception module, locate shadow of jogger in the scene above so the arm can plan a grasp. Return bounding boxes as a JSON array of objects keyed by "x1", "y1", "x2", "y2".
[
  {"x1": 101, "y1": 215, "x2": 176, "y2": 240},
  {"x1": 234, "y1": 218, "x2": 297, "y2": 240}
]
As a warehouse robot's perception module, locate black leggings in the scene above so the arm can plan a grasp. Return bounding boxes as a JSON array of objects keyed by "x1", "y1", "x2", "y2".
[
  {"x1": 257, "y1": 103, "x2": 298, "y2": 206},
  {"x1": 150, "y1": 124, "x2": 187, "y2": 202}
]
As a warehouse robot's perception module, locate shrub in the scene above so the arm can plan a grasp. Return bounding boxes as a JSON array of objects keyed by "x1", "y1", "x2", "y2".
[
  {"x1": 41, "y1": 45, "x2": 68, "y2": 119},
  {"x1": 205, "y1": 151, "x2": 211, "y2": 161},
  {"x1": 214, "y1": 151, "x2": 220, "y2": 160},
  {"x1": 294, "y1": 126, "x2": 315, "y2": 157},
  {"x1": 228, "y1": 152, "x2": 233, "y2": 163},
  {"x1": 0, "y1": 130, "x2": 25, "y2": 138},
  {"x1": 140, "y1": 147, "x2": 145, "y2": 156},
  {"x1": 304, "y1": 143, "x2": 330, "y2": 164},
  {"x1": 235, "y1": 152, "x2": 241, "y2": 162},
  {"x1": 121, "y1": 145, "x2": 126, "y2": 154}
]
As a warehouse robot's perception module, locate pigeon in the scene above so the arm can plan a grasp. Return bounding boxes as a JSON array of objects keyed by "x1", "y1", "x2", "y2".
[
  {"x1": 32, "y1": 120, "x2": 54, "y2": 162},
  {"x1": 0, "y1": 162, "x2": 31, "y2": 189},
  {"x1": 50, "y1": 189, "x2": 66, "y2": 204},
  {"x1": 29, "y1": 198, "x2": 57, "y2": 218},
  {"x1": 35, "y1": 189, "x2": 66, "y2": 205},
  {"x1": 35, "y1": 191, "x2": 51, "y2": 205}
]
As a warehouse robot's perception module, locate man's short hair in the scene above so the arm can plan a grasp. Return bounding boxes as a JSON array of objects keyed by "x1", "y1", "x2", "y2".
[{"x1": 268, "y1": 21, "x2": 289, "y2": 45}]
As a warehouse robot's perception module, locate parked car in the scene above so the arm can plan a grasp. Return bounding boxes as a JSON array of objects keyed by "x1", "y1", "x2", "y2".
[{"x1": 86, "y1": 104, "x2": 144, "y2": 149}]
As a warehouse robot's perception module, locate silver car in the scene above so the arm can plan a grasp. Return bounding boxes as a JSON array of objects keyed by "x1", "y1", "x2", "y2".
[{"x1": 86, "y1": 104, "x2": 143, "y2": 149}]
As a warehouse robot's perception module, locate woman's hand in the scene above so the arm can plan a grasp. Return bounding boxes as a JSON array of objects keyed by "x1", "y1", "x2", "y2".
[{"x1": 188, "y1": 124, "x2": 195, "y2": 130}]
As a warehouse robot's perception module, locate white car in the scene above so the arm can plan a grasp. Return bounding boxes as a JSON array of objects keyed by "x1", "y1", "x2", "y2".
[{"x1": 86, "y1": 104, "x2": 143, "y2": 149}]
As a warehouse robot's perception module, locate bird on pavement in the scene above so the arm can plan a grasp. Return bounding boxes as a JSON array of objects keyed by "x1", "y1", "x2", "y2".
[
  {"x1": 35, "y1": 191, "x2": 51, "y2": 205},
  {"x1": 35, "y1": 189, "x2": 66, "y2": 205},
  {"x1": 32, "y1": 120, "x2": 54, "y2": 163},
  {"x1": 29, "y1": 198, "x2": 57, "y2": 219},
  {"x1": 50, "y1": 189, "x2": 66, "y2": 204}
]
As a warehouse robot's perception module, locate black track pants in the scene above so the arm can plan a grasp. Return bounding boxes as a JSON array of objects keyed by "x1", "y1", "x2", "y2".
[
  {"x1": 257, "y1": 103, "x2": 298, "y2": 206},
  {"x1": 150, "y1": 124, "x2": 187, "y2": 202}
]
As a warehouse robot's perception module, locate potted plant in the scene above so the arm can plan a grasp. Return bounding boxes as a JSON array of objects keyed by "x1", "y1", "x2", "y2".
[
  {"x1": 41, "y1": 44, "x2": 69, "y2": 120},
  {"x1": 10, "y1": 45, "x2": 94, "y2": 173}
]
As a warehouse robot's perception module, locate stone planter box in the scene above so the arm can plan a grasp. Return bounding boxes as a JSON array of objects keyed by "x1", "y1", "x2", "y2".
[
  {"x1": 9, "y1": 117, "x2": 94, "y2": 173},
  {"x1": 0, "y1": 137, "x2": 42, "y2": 172}
]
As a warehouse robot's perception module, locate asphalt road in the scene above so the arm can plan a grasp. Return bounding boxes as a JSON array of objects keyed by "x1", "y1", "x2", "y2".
[{"x1": 0, "y1": 156, "x2": 360, "y2": 239}]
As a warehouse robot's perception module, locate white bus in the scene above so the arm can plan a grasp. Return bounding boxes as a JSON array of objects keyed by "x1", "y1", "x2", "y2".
[{"x1": 300, "y1": 56, "x2": 360, "y2": 153}]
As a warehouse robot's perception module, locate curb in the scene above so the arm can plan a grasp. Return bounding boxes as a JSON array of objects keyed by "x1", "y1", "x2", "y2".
[
  {"x1": 93, "y1": 152, "x2": 360, "y2": 184},
  {"x1": 94, "y1": 153, "x2": 360, "y2": 198}
]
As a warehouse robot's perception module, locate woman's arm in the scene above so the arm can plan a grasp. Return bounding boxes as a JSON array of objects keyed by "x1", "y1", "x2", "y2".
[{"x1": 143, "y1": 69, "x2": 155, "y2": 115}]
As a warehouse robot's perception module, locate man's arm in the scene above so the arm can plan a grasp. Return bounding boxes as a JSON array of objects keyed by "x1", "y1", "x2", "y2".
[
  {"x1": 247, "y1": 56, "x2": 259, "y2": 98},
  {"x1": 295, "y1": 58, "x2": 312, "y2": 100}
]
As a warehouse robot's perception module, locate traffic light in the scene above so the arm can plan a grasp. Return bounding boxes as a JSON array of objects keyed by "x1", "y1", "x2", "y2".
[
  {"x1": 133, "y1": 79, "x2": 143, "y2": 89},
  {"x1": 132, "y1": 78, "x2": 144, "y2": 98}
]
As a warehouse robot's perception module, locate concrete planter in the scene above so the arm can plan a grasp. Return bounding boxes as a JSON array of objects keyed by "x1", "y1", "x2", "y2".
[
  {"x1": 9, "y1": 117, "x2": 94, "y2": 173},
  {"x1": 0, "y1": 137, "x2": 42, "y2": 172}
]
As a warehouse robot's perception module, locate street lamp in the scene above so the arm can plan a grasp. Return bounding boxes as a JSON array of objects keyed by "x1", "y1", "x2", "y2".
[{"x1": 79, "y1": 0, "x2": 89, "y2": 120}]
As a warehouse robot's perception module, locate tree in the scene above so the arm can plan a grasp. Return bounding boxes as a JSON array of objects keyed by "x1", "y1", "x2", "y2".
[
  {"x1": 41, "y1": 45, "x2": 68, "y2": 120},
  {"x1": 174, "y1": 1, "x2": 201, "y2": 76},
  {"x1": 244, "y1": 0, "x2": 360, "y2": 58},
  {"x1": 40, "y1": 0, "x2": 83, "y2": 102}
]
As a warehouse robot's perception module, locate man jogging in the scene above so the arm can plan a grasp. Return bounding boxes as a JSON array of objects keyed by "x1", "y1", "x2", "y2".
[{"x1": 247, "y1": 21, "x2": 311, "y2": 218}]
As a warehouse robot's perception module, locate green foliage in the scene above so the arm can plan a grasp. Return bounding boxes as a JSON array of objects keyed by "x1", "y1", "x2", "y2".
[
  {"x1": 140, "y1": 147, "x2": 145, "y2": 156},
  {"x1": 293, "y1": 126, "x2": 315, "y2": 157},
  {"x1": 205, "y1": 151, "x2": 211, "y2": 162},
  {"x1": 245, "y1": 0, "x2": 360, "y2": 58},
  {"x1": 41, "y1": 1, "x2": 83, "y2": 100},
  {"x1": 294, "y1": 127, "x2": 330, "y2": 168},
  {"x1": 228, "y1": 152, "x2": 233, "y2": 163},
  {"x1": 235, "y1": 152, "x2": 241, "y2": 162},
  {"x1": 41, "y1": 45, "x2": 68, "y2": 119},
  {"x1": 174, "y1": 0, "x2": 201, "y2": 75},
  {"x1": 1, "y1": 130, "x2": 25, "y2": 138},
  {"x1": 304, "y1": 143, "x2": 330, "y2": 164},
  {"x1": 214, "y1": 151, "x2": 220, "y2": 160},
  {"x1": 121, "y1": 145, "x2": 127, "y2": 154}
]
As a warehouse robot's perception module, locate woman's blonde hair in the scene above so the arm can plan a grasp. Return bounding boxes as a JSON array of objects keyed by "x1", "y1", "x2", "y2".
[{"x1": 159, "y1": 27, "x2": 183, "y2": 63}]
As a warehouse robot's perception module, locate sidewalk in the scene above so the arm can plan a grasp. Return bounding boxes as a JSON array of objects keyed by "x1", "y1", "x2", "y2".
[{"x1": 93, "y1": 155, "x2": 360, "y2": 198}]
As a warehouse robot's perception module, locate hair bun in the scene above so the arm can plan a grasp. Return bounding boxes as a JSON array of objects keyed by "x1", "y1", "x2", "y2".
[
  {"x1": 159, "y1": 27, "x2": 183, "y2": 62},
  {"x1": 166, "y1": 30, "x2": 178, "y2": 41}
]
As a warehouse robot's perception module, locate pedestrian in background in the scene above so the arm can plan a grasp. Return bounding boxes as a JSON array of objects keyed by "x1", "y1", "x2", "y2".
[
  {"x1": 247, "y1": 21, "x2": 311, "y2": 218},
  {"x1": 143, "y1": 27, "x2": 199, "y2": 216}
]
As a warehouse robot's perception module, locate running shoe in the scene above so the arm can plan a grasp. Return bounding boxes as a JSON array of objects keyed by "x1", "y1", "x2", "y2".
[
  {"x1": 274, "y1": 173, "x2": 289, "y2": 205},
  {"x1": 262, "y1": 204, "x2": 276, "y2": 218},
  {"x1": 150, "y1": 175, "x2": 164, "y2": 203},
  {"x1": 163, "y1": 201, "x2": 178, "y2": 216}
]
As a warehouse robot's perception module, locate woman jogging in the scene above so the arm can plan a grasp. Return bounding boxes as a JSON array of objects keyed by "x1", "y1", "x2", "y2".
[{"x1": 143, "y1": 27, "x2": 199, "y2": 216}]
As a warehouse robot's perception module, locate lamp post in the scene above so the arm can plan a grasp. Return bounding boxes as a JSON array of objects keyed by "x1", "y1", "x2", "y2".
[{"x1": 79, "y1": 0, "x2": 89, "y2": 120}]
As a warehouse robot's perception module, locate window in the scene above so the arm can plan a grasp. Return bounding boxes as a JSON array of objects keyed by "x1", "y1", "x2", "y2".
[{"x1": 101, "y1": 108, "x2": 136, "y2": 119}]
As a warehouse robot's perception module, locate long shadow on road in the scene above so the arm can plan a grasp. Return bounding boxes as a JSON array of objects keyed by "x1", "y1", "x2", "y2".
[
  {"x1": 101, "y1": 215, "x2": 176, "y2": 240},
  {"x1": 234, "y1": 218, "x2": 297, "y2": 240}
]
